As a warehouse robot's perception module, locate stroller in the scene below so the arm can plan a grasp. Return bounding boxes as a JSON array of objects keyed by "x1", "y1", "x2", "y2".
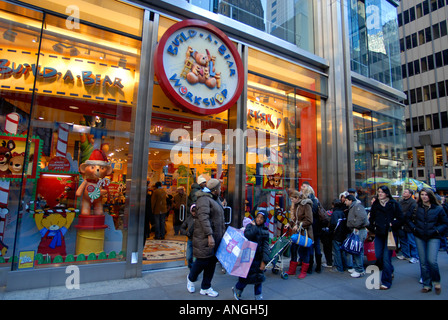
[{"x1": 265, "y1": 232, "x2": 291, "y2": 279}]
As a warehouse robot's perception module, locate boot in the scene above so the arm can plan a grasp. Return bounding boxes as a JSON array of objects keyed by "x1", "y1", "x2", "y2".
[
  {"x1": 298, "y1": 263, "x2": 309, "y2": 279},
  {"x1": 315, "y1": 254, "x2": 322, "y2": 273},
  {"x1": 307, "y1": 255, "x2": 314, "y2": 274},
  {"x1": 286, "y1": 261, "x2": 298, "y2": 275}
]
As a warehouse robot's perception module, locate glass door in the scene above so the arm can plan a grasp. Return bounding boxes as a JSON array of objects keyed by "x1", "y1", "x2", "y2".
[{"x1": 142, "y1": 83, "x2": 229, "y2": 269}]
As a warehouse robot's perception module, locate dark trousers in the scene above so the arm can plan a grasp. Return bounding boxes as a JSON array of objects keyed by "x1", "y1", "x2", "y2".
[
  {"x1": 188, "y1": 256, "x2": 217, "y2": 290},
  {"x1": 154, "y1": 213, "x2": 166, "y2": 239}
]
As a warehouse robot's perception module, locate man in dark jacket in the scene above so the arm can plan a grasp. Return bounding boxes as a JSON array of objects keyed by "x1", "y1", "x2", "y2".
[
  {"x1": 187, "y1": 179, "x2": 225, "y2": 297},
  {"x1": 398, "y1": 189, "x2": 418, "y2": 263}
]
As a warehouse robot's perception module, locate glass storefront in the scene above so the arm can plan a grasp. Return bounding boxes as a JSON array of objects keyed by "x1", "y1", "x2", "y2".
[
  {"x1": 348, "y1": 0, "x2": 402, "y2": 91},
  {"x1": 189, "y1": 0, "x2": 316, "y2": 53},
  {"x1": 352, "y1": 87, "x2": 406, "y2": 204},
  {"x1": 0, "y1": 1, "x2": 142, "y2": 269},
  {"x1": 245, "y1": 48, "x2": 324, "y2": 238}
]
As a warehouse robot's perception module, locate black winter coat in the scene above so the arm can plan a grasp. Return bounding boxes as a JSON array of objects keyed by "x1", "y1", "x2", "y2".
[
  {"x1": 406, "y1": 203, "x2": 448, "y2": 241},
  {"x1": 368, "y1": 199, "x2": 404, "y2": 237},
  {"x1": 242, "y1": 222, "x2": 270, "y2": 284},
  {"x1": 329, "y1": 208, "x2": 348, "y2": 242}
]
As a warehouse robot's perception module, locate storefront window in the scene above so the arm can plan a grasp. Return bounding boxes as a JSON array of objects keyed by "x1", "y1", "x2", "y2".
[
  {"x1": 433, "y1": 146, "x2": 443, "y2": 167},
  {"x1": 353, "y1": 87, "x2": 406, "y2": 202},
  {"x1": 188, "y1": 0, "x2": 316, "y2": 53},
  {"x1": 348, "y1": 0, "x2": 402, "y2": 91},
  {"x1": 0, "y1": 2, "x2": 142, "y2": 270},
  {"x1": 246, "y1": 48, "x2": 320, "y2": 239}
]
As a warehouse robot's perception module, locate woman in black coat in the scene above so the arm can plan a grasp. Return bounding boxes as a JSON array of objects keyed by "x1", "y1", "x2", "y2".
[
  {"x1": 367, "y1": 185, "x2": 404, "y2": 290},
  {"x1": 232, "y1": 211, "x2": 270, "y2": 300},
  {"x1": 406, "y1": 188, "x2": 448, "y2": 294}
]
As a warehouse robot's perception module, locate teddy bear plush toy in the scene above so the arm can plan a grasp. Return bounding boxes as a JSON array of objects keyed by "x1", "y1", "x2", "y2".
[
  {"x1": 34, "y1": 209, "x2": 76, "y2": 258},
  {"x1": 76, "y1": 149, "x2": 112, "y2": 216}
]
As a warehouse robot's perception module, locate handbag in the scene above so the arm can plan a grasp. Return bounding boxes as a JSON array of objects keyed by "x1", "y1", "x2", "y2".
[
  {"x1": 291, "y1": 222, "x2": 313, "y2": 247},
  {"x1": 387, "y1": 229, "x2": 397, "y2": 250},
  {"x1": 342, "y1": 230, "x2": 363, "y2": 255}
]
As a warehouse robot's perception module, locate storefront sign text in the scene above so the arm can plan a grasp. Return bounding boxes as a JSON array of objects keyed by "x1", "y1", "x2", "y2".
[{"x1": 0, "y1": 59, "x2": 124, "y2": 89}]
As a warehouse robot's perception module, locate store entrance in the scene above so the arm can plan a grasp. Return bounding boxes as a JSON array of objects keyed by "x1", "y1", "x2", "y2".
[{"x1": 142, "y1": 144, "x2": 189, "y2": 269}]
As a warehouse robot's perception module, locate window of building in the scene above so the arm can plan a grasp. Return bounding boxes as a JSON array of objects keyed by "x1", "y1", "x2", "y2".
[
  {"x1": 440, "y1": 20, "x2": 447, "y2": 37},
  {"x1": 433, "y1": 112, "x2": 440, "y2": 129},
  {"x1": 433, "y1": 147, "x2": 443, "y2": 166},
  {"x1": 419, "y1": 30, "x2": 426, "y2": 45},
  {"x1": 423, "y1": 0, "x2": 430, "y2": 14},
  {"x1": 436, "y1": 52, "x2": 443, "y2": 67},
  {"x1": 416, "y1": 4, "x2": 423, "y2": 18},
  {"x1": 423, "y1": 85, "x2": 430, "y2": 100},
  {"x1": 433, "y1": 24, "x2": 440, "y2": 39},
  {"x1": 426, "y1": 115, "x2": 433, "y2": 130},
  {"x1": 441, "y1": 111, "x2": 448, "y2": 128},
  {"x1": 425, "y1": 27, "x2": 432, "y2": 42},
  {"x1": 414, "y1": 60, "x2": 421, "y2": 75},
  {"x1": 416, "y1": 148, "x2": 426, "y2": 167},
  {"x1": 416, "y1": 87, "x2": 423, "y2": 102},
  {"x1": 409, "y1": 7, "x2": 416, "y2": 21},
  {"x1": 246, "y1": 48, "x2": 322, "y2": 231},
  {"x1": 348, "y1": 0, "x2": 402, "y2": 90},
  {"x1": 438, "y1": 81, "x2": 446, "y2": 97},
  {"x1": 0, "y1": 2, "x2": 143, "y2": 269}
]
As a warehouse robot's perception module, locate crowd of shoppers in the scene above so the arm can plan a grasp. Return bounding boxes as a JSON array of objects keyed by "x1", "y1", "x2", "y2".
[{"x1": 146, "y1": 175, "x2": 448, "y2": 299}]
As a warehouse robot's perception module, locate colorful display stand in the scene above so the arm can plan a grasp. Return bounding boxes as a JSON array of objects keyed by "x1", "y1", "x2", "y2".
[{"x1": 75, "y1": 215, "x2": 108, "y2": 255}]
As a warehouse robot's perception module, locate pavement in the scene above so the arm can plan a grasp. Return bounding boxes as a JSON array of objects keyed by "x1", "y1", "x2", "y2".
[{"x1": 1, "y1": 252, "x2": 447, "y2": 301}]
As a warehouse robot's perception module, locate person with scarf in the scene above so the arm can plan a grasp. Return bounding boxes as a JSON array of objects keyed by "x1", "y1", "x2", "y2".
[
  {"x1": 367, "y1": 185, "x2": 404, "y2": 290},
  {"x1": 406, "y1": 187, "x2": 448, "y2": 294}
]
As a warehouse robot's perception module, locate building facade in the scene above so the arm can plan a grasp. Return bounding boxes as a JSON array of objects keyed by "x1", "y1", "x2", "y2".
[
  {"x1": 0, "y1": 0, "x2": 405, "y2": 290},
  {"x1": 398, "y1": 0, "x2": 448, "y2": 192}
]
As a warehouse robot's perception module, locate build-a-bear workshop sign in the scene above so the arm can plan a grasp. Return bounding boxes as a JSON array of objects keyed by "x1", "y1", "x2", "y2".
[{"x1": 154, "y1": 20, "x2": 244, "y2": 115}]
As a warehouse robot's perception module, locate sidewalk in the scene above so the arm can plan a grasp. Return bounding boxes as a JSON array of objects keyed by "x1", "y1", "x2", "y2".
[{"x1": 1, "y1": 253, "x2": 447, "y2": 300}]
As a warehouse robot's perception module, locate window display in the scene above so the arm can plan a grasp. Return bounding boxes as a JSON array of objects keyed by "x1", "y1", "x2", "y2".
[{"x1": 0, "y1": 2, "x2": 142, "y2": 269}]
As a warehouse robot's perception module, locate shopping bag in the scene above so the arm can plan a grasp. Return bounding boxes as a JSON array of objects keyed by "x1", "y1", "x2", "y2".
[
  {"x1": 216, "y1": 226, "x2": 257, "y2": 278},
  {"x1": 387, "y1": 230, "x2": 397, "y2": 250},
  {"x1": 342, "y1": 230, "x2": 363, "y2": 255},
  {"x1": 291, "y1": 223, "x2": 313, "y2": 247}
]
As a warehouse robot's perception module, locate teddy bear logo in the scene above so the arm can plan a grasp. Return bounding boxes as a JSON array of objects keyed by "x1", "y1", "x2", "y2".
[
  {"x1": 34, "y1": 209, "x2": 76, "y2": 258},
  {"x1": 183, "y1": 46, "x2": 221, "y2": 89}
]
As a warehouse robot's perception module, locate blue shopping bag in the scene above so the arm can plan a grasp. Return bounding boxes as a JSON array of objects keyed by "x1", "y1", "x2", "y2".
[{"x1": 342, "y1": 230, "x2": 363, "y2": 255}]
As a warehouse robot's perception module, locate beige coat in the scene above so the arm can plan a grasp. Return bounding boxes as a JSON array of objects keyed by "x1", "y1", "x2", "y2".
[{"x1": 151, "y1": 187, "x2": 167, "y2": 214}]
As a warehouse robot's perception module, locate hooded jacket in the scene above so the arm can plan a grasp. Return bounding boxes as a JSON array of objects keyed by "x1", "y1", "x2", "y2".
[
  {"x1": 347, "y1": 202, "x2": 369, "y2": 231},
  {"x1": 289, "y1": 198, "x2": 314, "y2": 241},
  {"x1": 192, "y1": 190, "x2": 226, "y2": 259}
]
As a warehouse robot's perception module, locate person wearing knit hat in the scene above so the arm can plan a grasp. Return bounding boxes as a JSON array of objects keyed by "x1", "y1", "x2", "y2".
[
  {"x1": 197, "y1": 175, "x2": 207, "y2": 189},
  {"x1": 187, "y1": 177, "x2": 225, "y2": 297},
  {"x1": 206, "y1": 178, "x2": 220, "y2": 192}
]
